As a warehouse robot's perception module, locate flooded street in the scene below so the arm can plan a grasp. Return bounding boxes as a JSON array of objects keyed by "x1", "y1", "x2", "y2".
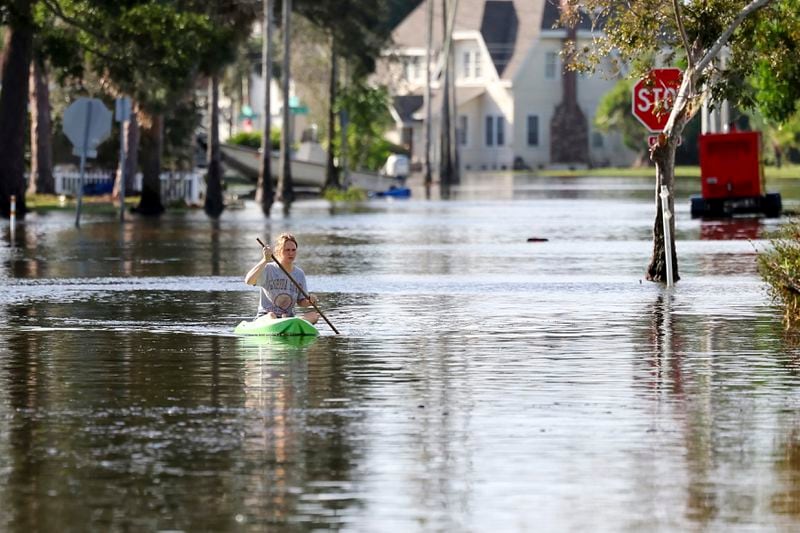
[{"x1": 2, "y1": 175, "x2": 800, "y2": 531}]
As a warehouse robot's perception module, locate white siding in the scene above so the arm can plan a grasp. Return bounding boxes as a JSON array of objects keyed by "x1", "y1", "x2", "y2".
[{"x1": 513, "y1": 37, "x2": 636, "y2": 168}]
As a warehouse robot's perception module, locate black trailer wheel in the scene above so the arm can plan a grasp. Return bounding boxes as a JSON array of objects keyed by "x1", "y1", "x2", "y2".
[
  {"x1": 763, "y1": 192, "x2": 782, "y2": 218},
  {"x1": 690, "y1": 195, "x2": 707, "y2": 218}
]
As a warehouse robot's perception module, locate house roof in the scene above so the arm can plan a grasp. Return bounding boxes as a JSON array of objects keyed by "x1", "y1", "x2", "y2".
[
  {"x1": 391, "y1": 0, "x2": 546, "y2": 80},
  {"x1": 424, "y1": 86, "x2": 486, "y2": 119},
  {"x1": 540, "y1": 0, "x2": 595, "y2": 32}
]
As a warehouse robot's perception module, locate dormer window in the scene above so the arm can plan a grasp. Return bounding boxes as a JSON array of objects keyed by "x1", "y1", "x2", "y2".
[
  {"x1": 405, "y1": 56, "x2": 422, "y2": 82},
  {"x1": 460, "y1": 50, "x2": 482, "y2": 80}
]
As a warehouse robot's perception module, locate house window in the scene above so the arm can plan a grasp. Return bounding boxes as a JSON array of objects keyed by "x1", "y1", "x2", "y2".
[
  {"x1": 461, "y1": 50, "x2": 482, "y2": 79},
  {"x1": 458, "y1": 115, "x2": 468, "y2": 145},
  {"x1": 405, "y1": 56, "x2": 420, "y2": 82},
  {"x1": 496, "y1": 116, "x2": 505, "y2": 146},
  {"x1": 485, "y1": 116, "x2": 494, "y2": 146},
  {"x1": 527, "y1": 115, "x2": 539, "y2": 146},
  {"x1": 545, "y1": 51, "x2": 558, "y2": 79},
  {"x1": 592, "y1": 132, "x2": 604, "y2": 148}
]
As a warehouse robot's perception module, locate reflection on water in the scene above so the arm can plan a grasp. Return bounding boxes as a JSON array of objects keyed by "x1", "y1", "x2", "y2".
[{"x1": 1, "y1": 176, "x2": 800, "y2": 530}]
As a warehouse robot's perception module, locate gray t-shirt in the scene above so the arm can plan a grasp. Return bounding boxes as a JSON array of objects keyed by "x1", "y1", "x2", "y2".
[{"x1": 256, "y1": 262, "x2": 308, "y2": 317}]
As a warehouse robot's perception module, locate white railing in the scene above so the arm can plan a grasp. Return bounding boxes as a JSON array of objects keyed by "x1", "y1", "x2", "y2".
[
  {"x1": 54, "y1": 171, "x2": 113, "y2": 195},
  {"x1": 53, "y1": 170, "x2": 205, "y2": 205}
]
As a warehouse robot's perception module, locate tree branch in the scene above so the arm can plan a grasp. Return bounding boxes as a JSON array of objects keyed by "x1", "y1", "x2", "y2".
[
  {"x1": 695, "y1": 0, "x2": 773, "y2": 74},
  {"x1": 671, "y1": 0, "x2": 693, "y2": 70},
  {"x1": 40, "y1": 0, "x2": 104, "y2": 40},
  {"x1": 39, "y1": 0, "x2": 118, "y2": 63}
]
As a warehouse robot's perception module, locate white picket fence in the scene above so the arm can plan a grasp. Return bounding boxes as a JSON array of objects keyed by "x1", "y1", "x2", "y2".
[{"x1": 53, "y1": 170, "x2": 205, "y2": 205}]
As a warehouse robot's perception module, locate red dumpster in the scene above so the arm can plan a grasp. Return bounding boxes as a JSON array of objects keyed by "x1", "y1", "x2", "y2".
[
  {"x1": 699, "y1": 131, "x2": 763, "y2": 199},
  {"x1": 691, "y1": 130, "x2": 781, "y2": 218}
]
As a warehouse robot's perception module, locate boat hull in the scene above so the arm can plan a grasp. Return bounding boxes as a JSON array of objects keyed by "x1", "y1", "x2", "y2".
[
  {"x1": 220, "y1": 143, "x2": 396, "y2": 193},
  {"x1": 234, "y1": 316, "x2": 319, "y2": 336}
]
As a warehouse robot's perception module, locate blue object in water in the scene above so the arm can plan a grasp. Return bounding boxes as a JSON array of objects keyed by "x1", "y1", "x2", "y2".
[
  {"x1": 371, "y1": 186, "x2": 411, "y2": 199},
  {"x1": 83, "y1": 181, "x2": 114, "y2": 196}
]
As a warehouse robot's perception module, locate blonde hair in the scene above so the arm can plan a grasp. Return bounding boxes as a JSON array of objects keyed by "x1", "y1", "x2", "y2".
[{"x1": 273, "y1": 233, "x2": 298, "y2": 260}]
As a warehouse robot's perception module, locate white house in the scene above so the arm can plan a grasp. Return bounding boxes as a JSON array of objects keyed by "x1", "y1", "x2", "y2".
[{"x1": 378, "y1": 0, "x2": 636, "y2": 172}]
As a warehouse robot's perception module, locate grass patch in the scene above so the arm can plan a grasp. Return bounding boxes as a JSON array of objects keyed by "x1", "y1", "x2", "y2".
[
  {"x1": 26, "y1": 194, "x2": 138, "y2": 213},
  {"x1": 537, "y1": 164, "x2": 800, "y2": 180},
  {"x1": 322, "y1": 186, "x2": 368, "y2": 203},
  {"x1": 538, "y1": 166, "x2": 700, "y2": 178},
  {"x1": 765, "y1": 165, "x2": 800, "y2": 180},
  {"x1": 758, "y1": 220, "x2": 800, "y2": 323}
]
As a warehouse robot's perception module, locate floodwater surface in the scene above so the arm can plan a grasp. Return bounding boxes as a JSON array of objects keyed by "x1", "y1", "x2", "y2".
[{"x1": 1, "y1": 175, "x2": 799, "y2": 531}]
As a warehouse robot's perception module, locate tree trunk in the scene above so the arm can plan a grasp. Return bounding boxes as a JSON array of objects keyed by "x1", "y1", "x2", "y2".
[
  {"x1": 27, "y1": 56, "x2": 54, "y2": 196},
  {"x1": 113, "y1": 100, "x2": 140, "y2": 198},
  {"x1": 135, "y1": 112, "x2": 165, "y2": 216},
  {"x1": 646, "y1": 143, "x2": 680, "y2": 283},
  {"x1": 256, "y1": 0, "x2": 275, "y2": 216},
  {"x1": 324, "y1": 44, "x2": 340, "y2": 190},
  {"x1": 0, "y1": 0, "x2": 33, "y2": 219},
  {"x1": 448, "y1": 35, "x2": 459, "y2": 185},
  {"x1": 278, "y1": 0, "x2": 294, "y2": 212},
  {"x1": 438, "y1": 0, "x2": 457, "y2": 197},
  {"x1": 205, "y1": 74, "x2": 225, "y2": 218},
  {"x1": 424, "y1": 0, "x2": 433, "y2": 195}
]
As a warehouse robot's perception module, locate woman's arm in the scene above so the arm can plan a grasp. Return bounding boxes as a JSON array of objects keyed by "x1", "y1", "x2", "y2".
[{"x1": 244, "y1": 246, "x2": 271, "y2": 285}]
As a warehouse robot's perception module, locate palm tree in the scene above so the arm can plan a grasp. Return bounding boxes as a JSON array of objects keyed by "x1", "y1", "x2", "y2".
[
  {"x1": 256, "y1": 0, "x2": 275, "y2": 216},
  {"x1": 278, "y1": 0, "x2": 294, "y2": 213}
]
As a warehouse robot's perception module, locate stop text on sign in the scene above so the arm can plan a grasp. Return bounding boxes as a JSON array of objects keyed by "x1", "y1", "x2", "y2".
[{"x1": 632, "y1": 68, "x2": 682, "y2": 132}]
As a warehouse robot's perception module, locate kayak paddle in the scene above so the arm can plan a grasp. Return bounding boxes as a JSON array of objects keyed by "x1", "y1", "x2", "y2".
[{"x1": 256, "y1": 237, "x2": 340, "y2": 334}]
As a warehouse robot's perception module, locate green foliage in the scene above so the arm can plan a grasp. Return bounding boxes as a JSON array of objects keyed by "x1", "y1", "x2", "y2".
[
  {"x1": 564, "y1": 0, "x2": 800, "y2": 127},
  {"x1": 227, "y1": 132, "x2": 263, "y2": 150},
  {"x1": 594, "y1": 78, "x2": 647, "y2": 155},
  {"x1": 85, "y1": 3, "x2": 218, "y2": 111},
  {"x1": 334, "y1": 82, "x2": 394, "y2": 171},
  {"x1": 163, "y1": 97, "x2": 201, "y2": 169},
  {"x1": 48, "y1": 0, "x2": 255, "y2": 114},
  {"x1": 226, "y1": 129, "x2": 281, "y2": 151},
  {"x1": 733, "y1": 0, "x2": 800, "y2": 123},
  {"x1": 748, "y1": 108, "x2": 800, "y2": 165},
  {"x1": 296, "y1": 0, "x2": 392, "y2": 78},
  {"x1": 758, "y1": 220, "x2": 800, "y2": 321}
]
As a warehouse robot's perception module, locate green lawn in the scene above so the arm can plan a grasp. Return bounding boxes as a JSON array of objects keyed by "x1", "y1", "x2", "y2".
[
  {"x1": 539, "y1": 164, "x2": 800, "y2": 180},
  {"x1": 26, "y1": 194, "x2": 138, "y2": 213}
]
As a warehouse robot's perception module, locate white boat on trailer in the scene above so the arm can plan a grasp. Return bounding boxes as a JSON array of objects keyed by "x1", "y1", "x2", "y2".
[{"x1": 220, "y1": 143, "x2": 396, "y2": 193}]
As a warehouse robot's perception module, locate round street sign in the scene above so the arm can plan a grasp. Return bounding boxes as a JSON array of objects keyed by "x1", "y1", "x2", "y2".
[
  {"x1": 63, "y1": 97, "x2": 112, "y2": 158},
  {"x1": 632, "y1": 68, "x2": 682, "y2": 132}
]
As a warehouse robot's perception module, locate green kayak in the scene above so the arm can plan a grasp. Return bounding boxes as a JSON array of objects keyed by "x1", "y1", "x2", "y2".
[{"x1": 234, "y1": 316, "x2": 319, "y2": 336}]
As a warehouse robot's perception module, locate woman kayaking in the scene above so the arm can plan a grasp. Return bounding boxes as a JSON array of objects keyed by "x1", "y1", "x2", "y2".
[{"x1": 244, "y1": 233, "x2": 320, "y2": 324}]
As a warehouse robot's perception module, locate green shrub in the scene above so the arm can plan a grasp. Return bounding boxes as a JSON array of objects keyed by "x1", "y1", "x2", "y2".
[
  {"x1": 758, "y1": 220, "x2": 800, "y2": 320},
  {"x1": 226, "y1": 129, "x2": 281, "y2": 150},
  {"x1": 322, "y1": 186, "x2": 367, "y2": 203}
]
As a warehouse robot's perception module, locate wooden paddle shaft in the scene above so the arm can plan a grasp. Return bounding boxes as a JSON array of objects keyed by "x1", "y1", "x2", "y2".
[{"x1": 256, "y1": 238, "x2": 340, "y2": 334}]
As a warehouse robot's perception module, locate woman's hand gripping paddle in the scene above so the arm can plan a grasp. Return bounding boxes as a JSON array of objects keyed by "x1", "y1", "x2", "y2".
[{"x1": 256, "y1": 238, "x2": 340, "y2": 334}]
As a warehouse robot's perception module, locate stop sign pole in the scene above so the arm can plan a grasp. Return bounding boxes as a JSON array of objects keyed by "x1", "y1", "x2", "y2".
[
  {"x1": 63, "y1": 97, "x2": 112, "y2": 227},
  {"x1": 75, "y1": 103, "x2": 93, "y2": 228},
  {"x1": 115, "y1": 97, "x2": 132, "y2": 222},
  {"x1": 632, "y1": 68, "x2": 682, "y2": 132}
]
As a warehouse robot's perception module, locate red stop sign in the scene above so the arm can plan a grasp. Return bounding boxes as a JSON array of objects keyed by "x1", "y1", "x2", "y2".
[{"x1": 632, "y1": 68, "x2": 682, "y2": 132}]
